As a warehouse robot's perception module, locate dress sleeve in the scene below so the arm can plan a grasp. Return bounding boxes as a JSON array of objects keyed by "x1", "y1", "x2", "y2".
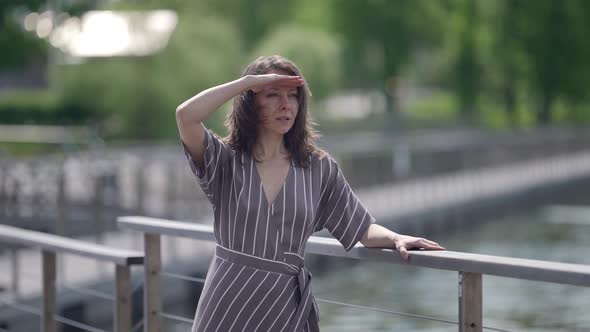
[
  {"x1": 314, "y1": 156, "x2": 375, "y2": 251},
  {"x1": 180, "y1": 127, "x2": 230, "y2": 205}
]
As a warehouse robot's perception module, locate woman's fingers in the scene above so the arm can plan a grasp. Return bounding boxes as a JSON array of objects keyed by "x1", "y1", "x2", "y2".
[
  {"x1": 397, "y1": 245, "x2": 409, "y2": 260},
  {"x1": 404, "y1": 238, "x2": 445, "y2": 250},
  {"x1": 422, "y1": 239, "x2": 445, "y2": 250},
  {"x1": 250, "y1": 74, "x2": 304, "y2": 93}
]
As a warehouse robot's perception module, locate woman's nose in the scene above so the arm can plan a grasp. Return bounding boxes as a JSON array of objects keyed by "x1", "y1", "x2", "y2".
[{"x1": 279, "y1": 94, "x2": 290, "y2": 108}]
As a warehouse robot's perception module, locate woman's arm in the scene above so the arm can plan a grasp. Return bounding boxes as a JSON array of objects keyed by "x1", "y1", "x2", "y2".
[
  {"x1": 175, "y1": 74, "x2": 304, "y2": 167},
  {"x1": 360, "y1": 224, "x2": 445, "y2": 260},
  {"x1": 176, "y1": 76, "x2": 252, "y2": 167}
]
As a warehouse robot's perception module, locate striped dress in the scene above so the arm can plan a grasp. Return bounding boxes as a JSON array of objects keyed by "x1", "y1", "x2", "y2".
[{"x1": 182, "y1": 128, "x2": 375, "y2": 332}]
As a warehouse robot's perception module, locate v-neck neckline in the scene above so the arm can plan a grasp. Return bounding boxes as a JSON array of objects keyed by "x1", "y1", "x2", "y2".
[{"x1": 252, "y1": 154, "x2": 293, "y2": 207}]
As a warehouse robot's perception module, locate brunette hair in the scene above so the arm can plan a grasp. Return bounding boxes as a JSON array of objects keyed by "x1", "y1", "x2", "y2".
[{"x1": 225, "y1": 55, "x2": 323, "y2": 168}]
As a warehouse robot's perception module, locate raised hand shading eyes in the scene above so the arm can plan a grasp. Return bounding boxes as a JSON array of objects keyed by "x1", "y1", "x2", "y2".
[{"x1": 248, "y1": 74, "x2": 305, "y2": 94}]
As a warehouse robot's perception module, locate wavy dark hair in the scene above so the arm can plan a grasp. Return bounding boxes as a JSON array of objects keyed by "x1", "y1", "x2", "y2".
[{"x1": 224, "y1": 55, "x2": 323, "y2": 168}]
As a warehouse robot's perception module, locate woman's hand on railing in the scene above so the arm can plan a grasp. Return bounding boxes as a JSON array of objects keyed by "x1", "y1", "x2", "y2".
[
  {"x1": 360, "y1": 224, "x2": 445, "y2": 261},
  {"x1": 393, "y1": 235, "x2": 445, "y2": 261}
]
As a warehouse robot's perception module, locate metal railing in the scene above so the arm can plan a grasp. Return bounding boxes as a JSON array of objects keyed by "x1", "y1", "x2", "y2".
[
  {"x1": 117, "y1": 215, "x2": 590, "y2": 332},
  {"x1": 0, "y1": 224, "x2": 144, "y2": 332}
]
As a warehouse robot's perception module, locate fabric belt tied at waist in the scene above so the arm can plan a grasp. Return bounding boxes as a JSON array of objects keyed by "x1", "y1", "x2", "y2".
[{"x1": 215, "y1": 245, "x2": 319, "y2": 332}]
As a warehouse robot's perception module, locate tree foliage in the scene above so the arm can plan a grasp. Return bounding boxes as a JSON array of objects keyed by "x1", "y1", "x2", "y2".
[{"x1": 2, "y1": 0, "x2": 590, "y2": 137}]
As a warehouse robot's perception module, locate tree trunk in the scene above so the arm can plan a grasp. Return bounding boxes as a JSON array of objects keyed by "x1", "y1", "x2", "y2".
[
  {"x1": 503, "y1": 84, "x2": 517, "y2": 127},
  {"x1": 384, "y1": 91, "x2": 400, "y2": 131},
  {"x1": 385, "y1": 91, "x2": 396, "y2": 114},
  {"x1": 537, "y1": 91, "x2": 553, "y2": 125}
]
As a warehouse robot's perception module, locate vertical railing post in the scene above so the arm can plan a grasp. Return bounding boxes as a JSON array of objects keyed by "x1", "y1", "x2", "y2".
[
  {"x1": 0, "y1": 161, "x2": 6, "y2": 219},
  {"x1": 94, "y1": 176, "x2": 105, "y2": 244},
  {"x1": 458, "y1": 271, "x2": 482, "y2": 332},
  {"x1": 12, "y1": 180, "x2": 20, "y2": 218},
  {"x1": 144, "y1": 233, "x2": 161, "y2": 332},
  {"x1": 31, "y1": 161, "x2": 41, "y2": 219},
  {"x1": 114, "y1": 264, "x2": 132, "y2": 332},
  {"x1": 136, "y1": 168, "x2": 145, "y2": 215},
  {"x1": 42, "y1": 250, "x2": 57, "y2": 332},
  {"x1": 166, "y1": 164, "x2": 179, "y2": 258},
  {"x1": 56, "y1": 162, "x2": 66, "y2": 237},
  {"x1": 10, "y1": 247, "x2": 19, "y2": 297}
]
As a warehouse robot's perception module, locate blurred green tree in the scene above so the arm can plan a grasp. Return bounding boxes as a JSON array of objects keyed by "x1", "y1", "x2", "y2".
[
  {"x1": 251, "y1": 24, "x2": 342, "y2": 99},
  {"x1": 517, "y1": 0, "x2": 588, "y2": 124},
  {"x1": 0, "y1": 0, "x2": 46, "y2": 70},
  {"x1": 327, "y1": 0, "x2": 449, "y2": 117},
  {"x1": 481, "y1": 0, "x2": 526, "y2": 126},
  {"x1": 449, "y1": 0, "x2": 481, "y2": 122},
  {"x1": 59, "y1": 11, "x2": 243, "y2": 139},
  {"x1": 207, "y1": 0, "x2": 297, "y2": 51}
]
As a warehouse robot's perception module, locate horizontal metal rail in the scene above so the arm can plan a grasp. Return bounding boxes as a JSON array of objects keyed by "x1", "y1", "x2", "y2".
[
  {"x1": 118, "y1": 216, "x2": 590, "y2": 286},
  {"x1": 0, "y1": 224, "x2": 143, "y2": 266},
  {"x1": 118, "y1": 215, "x2": 590, "y2": 332},
  {"x1": 0, "y1": 224, "x2": 144, "y2": 332}
]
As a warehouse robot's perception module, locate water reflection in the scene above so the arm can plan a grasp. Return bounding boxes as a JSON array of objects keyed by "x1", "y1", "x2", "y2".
[{"x1": 311, "y1": 203, "x2": 590, "y2": 331}]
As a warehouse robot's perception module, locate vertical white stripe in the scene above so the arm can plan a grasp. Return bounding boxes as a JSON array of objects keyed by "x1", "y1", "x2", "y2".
[
  {"x1": 297, "y1": 167, "x2": 309, "y2": 252},
  {"x1": 232, "y1": 158, "x2": 246, "y2": 248},
  {"x1": 232, "y1": 155, "x2": 238, "y2": 201},
  {"x1": 314, "y1": 159, "x2": 338, "y2": 226},
  {"x1": 319, "y1": 157, "x2": 323, "y2": 194},
  {"x1": 318, "y1": 158, "x2": 332, "y2": 201},
  {"x1": 241, "y1": 158, "x2": 254, "y2": 252},
  {"x1": 202, "y1": 265, "x2": 246, "y2": 331},
  {"x1": 275, "y1": 187, "x2": 286, "y2": 260},
  {"x1": 309, "y1": 159, "x2": 314, "y2": 216},
  {"x1": 206, "y1": 141, "x2": 223, "y2": 186},
  {"x1": 263, "y1": 205, "x2": 271, "y2": 257},
  {"x1": 289, "y1": 168, "x2": 298, "y2": 252},
  {"x1": 228, "y1": 155, "x2": 236, "y2": 248},
  {"x1": 226, "y1": 272, "x2": 270, "y2": 331},
  {"x1": 218, "y1": 166, "x2": 225, "y2": 245},
  {"x1": 252, "y1": 182, "x2": 263, "y2": 254},
  {"x1": 325, "y1": 161, "x2": 339, "y2": 203},
  {"x1": 274, "y1": 231, "x2": 279, "y2": 260},
  {"x1": 281, "y1": 182, "x2": 286, "y2": 243},
  {"x1": 241, "y1": 274, "x2": 283, "y2": 332},
  {"x1": 306, "y1": 160, "x2": 315, "y2": 240}
]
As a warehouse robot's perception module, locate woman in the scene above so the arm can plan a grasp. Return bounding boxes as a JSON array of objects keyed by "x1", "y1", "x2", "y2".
[{"x1": 176, "y1": 55, "x2": 444, "y2": 332}]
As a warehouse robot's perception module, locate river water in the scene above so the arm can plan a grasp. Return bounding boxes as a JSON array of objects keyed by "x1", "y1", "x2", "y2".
[{"x1": 310, "y1": 198, "x2": 590, "y2": 331}]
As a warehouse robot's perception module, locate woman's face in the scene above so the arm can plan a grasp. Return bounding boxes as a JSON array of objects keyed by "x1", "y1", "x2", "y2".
[{"x1": 254, "y1": 70, "x2": 300, "y2": 137}]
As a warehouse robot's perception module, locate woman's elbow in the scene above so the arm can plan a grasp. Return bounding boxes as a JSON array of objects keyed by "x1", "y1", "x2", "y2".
[
  {"x1": 175, "y1": 103, "x2": 187, "y2": 117},
  {"x1": 175, "y1": 105, "x2": 192, "y2": 123}
]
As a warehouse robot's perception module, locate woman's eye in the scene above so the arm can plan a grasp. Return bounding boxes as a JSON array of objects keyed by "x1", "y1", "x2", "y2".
[
  {"x1": 289, "y1": 94, "x2": 298, "y2": 98},
  {"x1": 267, "y1": 93, "x2": 277, "y2": 97}
]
